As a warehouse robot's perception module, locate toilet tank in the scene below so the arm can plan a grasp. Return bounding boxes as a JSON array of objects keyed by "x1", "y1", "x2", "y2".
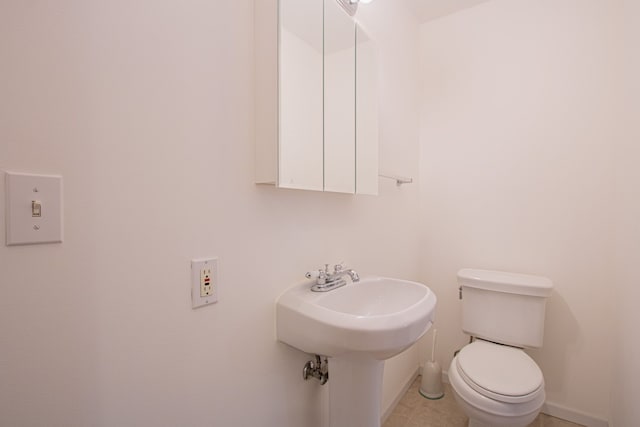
[{"x1": 458, "y1": 269, "x2": 553, "y2": 348}]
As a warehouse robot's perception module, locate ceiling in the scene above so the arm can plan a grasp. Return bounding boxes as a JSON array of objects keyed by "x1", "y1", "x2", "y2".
[{"x1": 403, "y1": 0, "x2": 491, "y2": 23}]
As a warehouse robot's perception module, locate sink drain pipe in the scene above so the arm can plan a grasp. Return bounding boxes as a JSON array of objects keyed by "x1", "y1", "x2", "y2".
[{"x1": 303, "y1": 355, "x2": 329, "y2": 385}]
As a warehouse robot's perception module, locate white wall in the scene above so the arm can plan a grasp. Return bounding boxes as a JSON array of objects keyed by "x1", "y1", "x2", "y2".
[
  {"x1": 0, "y1": 1, "x2": 421, "y2": 425},
  {"x1": 610, "y1": 1, "x2": 640, "y2": 426},
  {"x1": 417, "y1": 0, "x2": 619, "y2": 422}
]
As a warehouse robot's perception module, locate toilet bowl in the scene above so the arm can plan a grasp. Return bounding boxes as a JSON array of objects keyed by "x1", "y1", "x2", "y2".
[{"x1": 448, "y1": 340, "x2": 546, "y2": 427}]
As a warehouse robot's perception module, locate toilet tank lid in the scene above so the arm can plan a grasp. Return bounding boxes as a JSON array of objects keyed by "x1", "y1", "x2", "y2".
[{"x1": 458, "y1": 269, "x2": 553, "y2": 297}]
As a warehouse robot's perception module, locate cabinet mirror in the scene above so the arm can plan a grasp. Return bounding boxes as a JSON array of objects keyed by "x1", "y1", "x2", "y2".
[{"x1": 255, "y1": 0, "x2": 378, "y2": 195}]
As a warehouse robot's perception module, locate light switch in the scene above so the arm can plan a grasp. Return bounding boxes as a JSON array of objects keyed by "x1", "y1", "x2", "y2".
[
  {"x1": 5, "y1": 172, "x2": 63, "y2": 246},
  {"x1": 32, "y1": 200, "x2": 42, "y2": 217}
]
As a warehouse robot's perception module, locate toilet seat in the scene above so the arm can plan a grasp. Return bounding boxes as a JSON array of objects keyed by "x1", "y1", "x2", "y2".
[{"x1": 456, "y1": 340, "x2": 544, "y2": 404}]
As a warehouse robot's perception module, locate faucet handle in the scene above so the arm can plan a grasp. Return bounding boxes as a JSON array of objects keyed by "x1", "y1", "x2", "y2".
[
  {"x1": 306, "y1": 267, "x2": 328, "y2": 284},
  {"x1": 333, "y1": 262, "x2": 345, "y2": 273},
  {"x1": 306, "y1": 269, "x2": 327, "y2": 278},
  {"x1": 305, "y1": 270, "x2": 320, "y2": 280}
]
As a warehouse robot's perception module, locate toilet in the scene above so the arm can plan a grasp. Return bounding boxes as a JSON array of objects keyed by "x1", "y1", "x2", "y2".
[{"x1": 448, "y1": 269, "x2": 553, "y2": 427}]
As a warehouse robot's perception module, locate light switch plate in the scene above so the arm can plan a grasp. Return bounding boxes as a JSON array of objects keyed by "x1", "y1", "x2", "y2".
[
  {"x1": 5, "y1": 172, "x2": 63, "y2": 246},
  {"x1": 191, "y1": 258, "x2": 218, "y2": 309}
]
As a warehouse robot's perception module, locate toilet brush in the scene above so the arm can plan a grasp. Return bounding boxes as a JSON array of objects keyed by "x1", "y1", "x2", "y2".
[{"x1": 419, "y1": 328, "x2": 444, "y2": 399}]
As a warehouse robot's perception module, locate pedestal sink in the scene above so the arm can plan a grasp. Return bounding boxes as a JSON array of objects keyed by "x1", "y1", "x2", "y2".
[{"x1": 276, "y1": 276, "x2": 437, "y2": 427}]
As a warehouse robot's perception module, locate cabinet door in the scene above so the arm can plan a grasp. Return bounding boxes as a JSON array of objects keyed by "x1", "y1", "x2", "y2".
[
  {"x1": 278, "y1": 0, "x2": 324, "y2": 191},
  {"x1": 323, "y1": 0, "x2": 356, "y2": 194}
]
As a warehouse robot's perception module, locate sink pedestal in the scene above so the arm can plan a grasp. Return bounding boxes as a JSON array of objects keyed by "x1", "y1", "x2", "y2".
[{"x1": 328, "y1": 354, "x2": 384, "y2": 427}]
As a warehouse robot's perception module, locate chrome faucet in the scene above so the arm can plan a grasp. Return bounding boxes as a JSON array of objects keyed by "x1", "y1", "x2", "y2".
[{"x1": 305, "y1": 263, "x2": 360, "y2": 292}]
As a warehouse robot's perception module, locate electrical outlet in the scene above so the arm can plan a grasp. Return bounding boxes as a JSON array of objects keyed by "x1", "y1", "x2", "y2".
[
  {"x1": 191, "y1": 258, "x2": 218, "y2": 309},
  {"x1": 200, "y1": 267, "x2": 212, "y2": 297}
]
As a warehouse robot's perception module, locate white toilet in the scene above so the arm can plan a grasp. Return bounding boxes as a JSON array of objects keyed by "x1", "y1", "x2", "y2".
[{"x1": 448, "y1": 269, "x2": 553, "y2": 427}]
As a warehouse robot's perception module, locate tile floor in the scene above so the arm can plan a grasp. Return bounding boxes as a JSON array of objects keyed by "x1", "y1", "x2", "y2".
[{"x1": 383, "y1": 377, "x2": 584, "y2": 427}]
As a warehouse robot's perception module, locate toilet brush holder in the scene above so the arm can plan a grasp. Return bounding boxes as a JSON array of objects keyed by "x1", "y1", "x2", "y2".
[
  {"x1": 420, "y1": 328, "x2": 444, "y2": 399},
  {"x1": 419, "y1": 360, "x2": 444, "y2": 399}
]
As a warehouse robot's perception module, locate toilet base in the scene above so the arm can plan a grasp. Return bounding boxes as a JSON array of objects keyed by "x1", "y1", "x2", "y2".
[{"x1": 452, "y1": 390, "x2": 541, "y2": 427}]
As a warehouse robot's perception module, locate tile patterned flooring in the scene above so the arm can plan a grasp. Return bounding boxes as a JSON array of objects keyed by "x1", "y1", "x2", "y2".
[{"x1": 383, "y1": 377, "x2": 584, "y2": 427}]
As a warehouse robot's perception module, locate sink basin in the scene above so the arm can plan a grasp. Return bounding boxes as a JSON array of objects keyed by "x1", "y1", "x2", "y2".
[{"x1": 276, "y1": 276, "x2": 437, "y2": 360}]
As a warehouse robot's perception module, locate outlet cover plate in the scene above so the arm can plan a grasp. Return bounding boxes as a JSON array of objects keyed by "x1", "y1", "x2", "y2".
[{"x1": 191, "y1": 258, "x2": 218, "y2": 309}]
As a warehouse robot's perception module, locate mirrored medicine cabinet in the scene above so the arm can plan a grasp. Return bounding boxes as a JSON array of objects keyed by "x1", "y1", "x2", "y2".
[{"x1": 255, "y1": 0, "x2": 379, "y2": 195}]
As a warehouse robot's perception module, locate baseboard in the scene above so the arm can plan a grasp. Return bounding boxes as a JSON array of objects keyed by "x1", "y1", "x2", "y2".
[
  {"x1": 542, "y1": 401, "x2": 609, "y2": 427},
  {"x1": 442, "y1": 368, "x2": 609, "y2": 427},
  {"x1": 381, "y1": 367, "x2": 420, "y2": 424}
]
